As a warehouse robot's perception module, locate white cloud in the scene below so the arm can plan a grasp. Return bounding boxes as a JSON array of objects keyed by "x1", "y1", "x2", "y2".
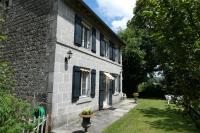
[
  {"x1": 96, "y1": 0, "x2": 136, "y2": 31},
  {"x1": 111, "y1": 17, "x2": 130, "y2": 32}
]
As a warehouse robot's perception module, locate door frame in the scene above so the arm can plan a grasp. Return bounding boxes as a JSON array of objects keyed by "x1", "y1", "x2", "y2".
[{"x1": 99, "y1": 76, "x2": 112, "y2": 110}]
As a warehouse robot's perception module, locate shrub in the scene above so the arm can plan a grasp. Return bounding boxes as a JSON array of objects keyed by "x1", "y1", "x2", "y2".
[
  {"x1": 0, "y1": 62, "x2": 34, "y2": 132},
  {"x1": 138, "y1": 82, "x2": 165, "y2": 98},
  {"x1": 0, "y1": 92, "x2": 34, "y2": 133},
  {"x1": 81, "y1": 108, "x2": 92, "y2": 115}
]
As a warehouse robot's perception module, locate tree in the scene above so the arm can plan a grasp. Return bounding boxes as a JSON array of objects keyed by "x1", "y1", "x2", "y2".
[
  {"x1": 130, "y1": 0, "x2": 200, "y2": 112},
  {"x1": 119, "y1": 21, "x2": 158, "y2": 97},
  {"x1": 119, "y1": 28, "x2": 146, "y2": 97}
]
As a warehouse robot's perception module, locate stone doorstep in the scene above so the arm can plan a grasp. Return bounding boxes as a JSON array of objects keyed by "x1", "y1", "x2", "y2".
[{"x1": 52, "y1": 99, "x2": 137, "y2": 133}]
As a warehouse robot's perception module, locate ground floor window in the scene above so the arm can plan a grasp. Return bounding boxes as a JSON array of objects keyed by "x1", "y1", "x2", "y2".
[
  {"x1": 81, "y1": 71, "x2": 90, "y2": 97},
  {"x1": 72, "y1": 66, "x2": 96, "y2": 102}
]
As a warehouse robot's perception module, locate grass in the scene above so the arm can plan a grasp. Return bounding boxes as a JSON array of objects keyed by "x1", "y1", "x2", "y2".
[{"x1": 103, "y1": 99, "x2": 199, "y2": 133}]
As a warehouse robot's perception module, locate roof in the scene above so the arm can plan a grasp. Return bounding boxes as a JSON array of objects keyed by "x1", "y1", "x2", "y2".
[{"x1": 64, "y1": 0, "x2": 126, "y2": 47}]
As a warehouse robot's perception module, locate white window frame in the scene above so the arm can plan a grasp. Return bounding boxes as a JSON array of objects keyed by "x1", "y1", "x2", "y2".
[
  {"x1": 80, "y1": 70, "x2": 91, "y2": 98},
  {"x1": 104, "y1": 38, "x2": 109, "y2": 58},
  {"x1": 81, "y1": 21, "x2": 91, "y2": 49},
  {"x1": 114, "y1": 75, "x2": 120, "y2": 94}
]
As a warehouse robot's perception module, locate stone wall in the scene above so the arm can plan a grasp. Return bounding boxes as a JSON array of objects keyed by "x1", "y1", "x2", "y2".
[{"x1": 0, "y1": 0, "x2": 57, "y2": 107}]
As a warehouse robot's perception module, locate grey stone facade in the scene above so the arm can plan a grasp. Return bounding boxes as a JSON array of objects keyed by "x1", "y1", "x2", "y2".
[
  {"x1": 1, "y1": 0, "x2": 124, "y2": 130},
  {"x1": 51, "y1": 0, "x2": 123, "y2": 128}
]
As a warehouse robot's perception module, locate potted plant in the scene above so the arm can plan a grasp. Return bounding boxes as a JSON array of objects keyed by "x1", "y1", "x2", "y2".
[
  {"x1": 79, "y1": 108, "x2": 94, "y2": 132},
  {"x1": 133, "y1": 92, "x2": 139, "y2": 103}
]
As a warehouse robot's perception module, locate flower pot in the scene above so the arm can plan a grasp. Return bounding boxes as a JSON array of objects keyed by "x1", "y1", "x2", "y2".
[
  {"x1": 133, "y1": 93, "x2": 139, "y2": 103},
  {"x1": 79, "y1": 113, "x2": 94, "y2": 132}
]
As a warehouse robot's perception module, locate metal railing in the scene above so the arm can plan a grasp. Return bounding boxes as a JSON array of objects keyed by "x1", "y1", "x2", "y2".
[{"x1": 23, "y1": 114, "x2": 49, "y2": 133}]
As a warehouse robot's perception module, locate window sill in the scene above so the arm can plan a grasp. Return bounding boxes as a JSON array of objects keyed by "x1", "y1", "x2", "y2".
[
  {"x1": 113, "y1": 92, "x2": 120, "y2": 96},
  {"x1": 76, "y1": 97, "x2": 92, "y2": 104}
]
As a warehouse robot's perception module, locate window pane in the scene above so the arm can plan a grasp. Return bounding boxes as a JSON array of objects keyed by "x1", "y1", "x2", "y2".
[
  {"x1": 86, "y1": 74, "x2": 90, "y2": 95},
  {"x1": 84, "y1": 28, "x2": 88, "y2": 48},
  {"x1": 81, "y1": 71, "x2": 90, "y2": 96},
  {"x1": 81, "y1": 26, "x2": 90, "y2": 49},
  {"x1": 106, "y1": 42, "x2": 109, "y2": 58},
  {"x1": 82, "y1": 27, "x2": 85, "y2": 47},
  {"x1": 81, "y1": 72, "x2": 87, "y2": 95},
  {"x1": 115, "y1": 48, "x2": 118, "y2": 61},
  {"x1": 87, "y1": 30, "x2": 90, "y2": 49},
  {"x1": 115, "y1": 77, "x2": 118, "y2": 92}
]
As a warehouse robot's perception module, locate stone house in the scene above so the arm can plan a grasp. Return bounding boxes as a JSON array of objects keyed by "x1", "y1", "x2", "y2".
[{"x1": 0, "y1": 0, "x2": 124, "y2": 129}]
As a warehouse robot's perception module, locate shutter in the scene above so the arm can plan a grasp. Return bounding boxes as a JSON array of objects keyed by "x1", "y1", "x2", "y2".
[
  {"x1": 91, "y1": 27, "x2": 96, "y2": 53},
  {"x1": 99, "y1": 71, "x2": 106, "y2": 91},
  {"x1": 112, "y1": 79, "x2": 115, "y2": 94},
  {"x1": 109, "y1": 41, "x2": 113, "y2": 60},
  {"x1": 72, "y1": 66, "x2": 81, "y2": 102},
  {"x1": 118, "y1": 75, "x2": 121, "y2": 92},
  {"x1": 109, "y1": 80, "x2": 113, "y2": 105},
  {"x1": 91, "y1": 69, "x2": 96, "y2": 98},
  {"x1": 100, "y1": 33, "x2": 105, "y2": 57},
  {"x1": 118, "y1": 48, "x2": 121, "y2": 64},
  {"x1": 112, "y1": 47, "x2": 116, "y2": 61},
  {"x1": 115, "y1": 48, "x2": 118, "y2": 62},
  {"x1": 74, "y1": 14, "x2": 82, "y2": 46},
  {"x1": 99, "y1": 71, "x2": 104, "y2": 110}
]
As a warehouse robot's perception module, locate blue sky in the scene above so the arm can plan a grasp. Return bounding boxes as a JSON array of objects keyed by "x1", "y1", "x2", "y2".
[{"x1": 83, "y1": 0, "x2": 136, "y2": 32}]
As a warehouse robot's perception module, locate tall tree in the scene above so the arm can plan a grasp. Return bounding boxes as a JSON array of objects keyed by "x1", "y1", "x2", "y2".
[
  {"x1": 130, "y1": 0, "x2": 200, "y2": 112},
  {"x1": 119, "y1": 28, "x2": 146, "y2": 96},
  {"x1": 119, "y1": 21, "x2": 158, "y2": 97}
]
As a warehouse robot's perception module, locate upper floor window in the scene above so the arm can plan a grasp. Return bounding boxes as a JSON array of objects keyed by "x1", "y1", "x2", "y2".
[
  {"x1": 100, "y1": 34, "x2": 121, "y2": 64},
  {"x1": 81, "y1": 22, "x2": 91, "y2": 49},
  {"x1": 74, "y1": 14, "x2": 96, "y2": 53},
  {"x1": 105, "y1": 39, "x2": 110, "y2": 58},
  {"x1": 100, "y1": 34, "x2": 111, "y2": 59}
]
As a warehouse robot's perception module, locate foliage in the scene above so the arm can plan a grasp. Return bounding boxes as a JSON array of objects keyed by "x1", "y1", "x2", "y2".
[
  {"x1": 119, "y1": 28, "x2": 146, "y2": 97},
  {"x1": 0, "y1": 92, "x2": 34, "y2": 133},
  {"x1": 138, "y1": 82, "x2": 165, "y2": 98},
  {"x1": 0, "y1": 62, "x2": 14, "y2": 92},
  {"x1": 130, "y1": 0, "x2": 200, "y2": 113},
  {"x1": 103, "y1": 99, "x2": 198, "y2": 133},
  {"x1": 81, "y1": 108, "x2": 92, "y2": 115},
  {"x1": 0, "y1": 19, "x2": 33, "y2": 133},
  {"x1": 119, "y1": 18, "x2": 159, "y2": 97}
]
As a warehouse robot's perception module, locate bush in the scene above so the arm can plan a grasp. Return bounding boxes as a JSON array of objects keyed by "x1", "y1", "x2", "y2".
[
  {"x1": 138, "y1": 82, "x2": 165, "y2": 98},
  {"x1": 81, "y1": 108, "x2": 92, "y2": 115},
  {"x1": 0, "y1": 92, "x2": 34, "y2": 133},
  {"x1": 0, "y1": 62, "x2": 34, "y2": 133}
]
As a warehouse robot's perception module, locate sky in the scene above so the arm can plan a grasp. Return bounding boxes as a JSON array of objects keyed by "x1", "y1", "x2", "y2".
[{"x1": 83, "y1": 0, "x2": 137, "y2": 32}]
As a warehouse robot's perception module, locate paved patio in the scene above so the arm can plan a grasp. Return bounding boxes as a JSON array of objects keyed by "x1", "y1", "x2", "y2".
[{"x1": 52, "y1": 99, "x2": 137, "y2": 133}]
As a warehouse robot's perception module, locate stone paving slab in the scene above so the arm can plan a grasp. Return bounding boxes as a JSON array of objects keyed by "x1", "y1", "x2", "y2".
[{"x1": 52, "y1": 99, "x2": 137, "y2": 133}]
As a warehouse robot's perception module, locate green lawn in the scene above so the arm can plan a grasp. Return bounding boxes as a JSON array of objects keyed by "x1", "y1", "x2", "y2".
[{"x1": 103, "y1": 99, "x2": 198, "y2": 133}]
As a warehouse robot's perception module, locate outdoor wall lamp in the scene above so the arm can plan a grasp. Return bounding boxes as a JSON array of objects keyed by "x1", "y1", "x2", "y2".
[
  {"x1": 65, "y1": 50, "x2": 73, "y2": 70},
  {"x1": 66, "y1": 50, "x2": 73, "y2": 60}
]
